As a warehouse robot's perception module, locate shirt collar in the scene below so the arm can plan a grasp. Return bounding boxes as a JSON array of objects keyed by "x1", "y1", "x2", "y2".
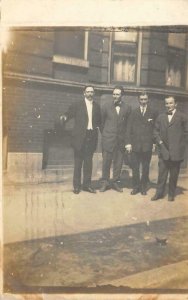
[
  {"x1": 140, "y1": 105, "x2": 147, "y2": 111},
  {"x1": 85, "y1": 97, "x2": 93, "y2": 104},
  {"x1": 113, "y1": 100, "x2": 122, "y2": 106},
  {"x1": 167, "y1": 109, "x2": 176, "y2": 116}
]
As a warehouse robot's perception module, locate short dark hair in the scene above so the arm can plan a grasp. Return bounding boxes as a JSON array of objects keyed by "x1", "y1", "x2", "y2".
[
  {"x1": 139, "y1": 91, "x2": 148, "y2": 98},
  {"x1": 165, "y1": 95, "x2": 176, "y2": 102},
  {"x1": 113, "y1": 85, "x2": 124, "y2": 95},
  {"x1": 83, "y1": 85, "x2": 95, "y2": 91}
]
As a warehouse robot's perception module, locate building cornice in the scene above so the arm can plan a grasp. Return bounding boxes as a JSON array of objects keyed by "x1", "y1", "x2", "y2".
[{"x1": 4, "y1": 71, "x2": 188, "y2": 98}]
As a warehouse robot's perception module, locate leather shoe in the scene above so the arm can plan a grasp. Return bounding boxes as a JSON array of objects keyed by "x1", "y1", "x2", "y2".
[
  {"x1": 168, "y1": 195, "x2": 175, "y2": 202},
  {"x1": 141, "y1": 190, "x2": 147, "y2": 195},
  {"x1": 73, "y1": 188, "x2": 80, "y2": 194},
  {"x1": 100, "y1": 183, "x2": 108, "y2": 192},
  {"x1": 112, "y1": 182, "x2": 123, "y2": 193},
  {"x1": 151, "y1": 194, "x2": 163, "y2": 201},
  {"x1": 131, "y1": 188, "x2": 140, "y2": 195},
  {"x1": 82, "y1": 186, "x2": 96, "y2": 193}
]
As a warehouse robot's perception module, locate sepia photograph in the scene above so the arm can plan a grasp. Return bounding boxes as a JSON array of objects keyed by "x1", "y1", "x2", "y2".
[{"x1": 1, "y1": 1, "x2": 188, "y2": 300}]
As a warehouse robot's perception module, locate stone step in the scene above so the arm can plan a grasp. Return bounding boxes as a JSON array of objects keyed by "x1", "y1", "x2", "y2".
[{"x1": 46, "y1": 164, "x2": 73, "y2": 170}]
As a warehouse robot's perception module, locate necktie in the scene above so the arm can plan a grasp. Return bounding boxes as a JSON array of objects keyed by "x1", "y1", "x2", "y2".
[
  {"x1": 167, "y1": 111, "x2": 173, "y2": 115},
  {"x1": 141, "y1": 107, "x2": 145, "y2": 116},
  {"x1": 114, "y1": 101, "x2": 121, "y2": 107}
]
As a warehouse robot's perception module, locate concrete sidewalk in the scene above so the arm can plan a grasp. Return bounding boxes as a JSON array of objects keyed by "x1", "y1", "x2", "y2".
[{"x1": 3, "y1": 175, "x2": 188, "y2": 244}]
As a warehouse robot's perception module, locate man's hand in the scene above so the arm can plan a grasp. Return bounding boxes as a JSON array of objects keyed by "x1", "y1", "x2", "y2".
[{"x1": 125, "y1": 144, "x2": 132, "y2": 153}]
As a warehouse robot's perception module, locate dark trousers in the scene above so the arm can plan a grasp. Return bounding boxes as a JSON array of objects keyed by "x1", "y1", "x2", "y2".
[
  {"x1": 102, "y1": 146, "x2": 124, "y2": 183},
  {"x1": 156, "y1": 158, "x2": 181, "y2": 197},
  {"x1": 131, "y1": 151, "x2": 152, "y2": 191},
  {"x1": 73, "y1": 130, "x2": 95, "y2": 189}
]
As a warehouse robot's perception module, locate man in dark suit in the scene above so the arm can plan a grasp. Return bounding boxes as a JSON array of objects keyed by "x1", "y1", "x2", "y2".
[
  {"x1": 60, "y1": 85, "x2": 101, "y2": 194},
  {"x1": 151, "y1": 96, "x2": 188, "y2": 201},
  {"x1": 100, "y1": 86, "x2": 131, "y2": 192},
  {"x1": 126, "y1": 92, "x2": 158, "y2": 195}
]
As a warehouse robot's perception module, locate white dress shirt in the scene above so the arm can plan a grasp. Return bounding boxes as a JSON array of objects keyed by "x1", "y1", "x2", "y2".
[
  {"x1": 168, "y1": 109, "x2": 176, "y2": 122},
  {"x1": 116, "y1": 106, "x2": 120, "y2": 115},
  {"x1": 85, "y1": 98, "x2": 93, "y2": 129}
]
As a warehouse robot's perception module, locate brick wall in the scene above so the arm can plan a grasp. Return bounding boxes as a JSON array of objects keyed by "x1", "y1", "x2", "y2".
[
  {"x1": 4, "y1": 30, "x2": 54, "y2": 77},
  {"x1": 3, "y1": 81, "x2": 85, "y2": 153},
  {"x1": 4, "y1": 79, "x2": 188, "y2": 155},
  {"x1": 141, "y1": 31, "x2": 168, "y2": 87}
]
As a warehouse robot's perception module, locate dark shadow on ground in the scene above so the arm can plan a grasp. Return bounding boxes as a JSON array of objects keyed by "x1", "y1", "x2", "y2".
[
  {"x1": 4, "y1": 216, "x2": 188, "y2": 293},
  {"x1": 92, "y1": 170, "x2": 157, "y2": 192},
  {"x1": 175, "y1": 185, "x2": 188, "y2": 196}
]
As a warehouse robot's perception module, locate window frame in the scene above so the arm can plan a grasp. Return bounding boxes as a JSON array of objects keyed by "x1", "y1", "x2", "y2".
[
  {"x1": 166, "y1": 33, "x2": 187, "y2": 90},
  {"x1": 110, "y1": 31, "x2": 141, "y2": 85},
  {"x1": 53, "y1": 30, "x2": 89, "y2": 69}
]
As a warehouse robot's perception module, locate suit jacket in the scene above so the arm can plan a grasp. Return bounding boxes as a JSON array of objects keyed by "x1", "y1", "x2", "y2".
[
  {"x1": 101, "y1": 100, "x2": 131, "y2": 152},
  {"x1": 126, "y1": 106, "x2": 158, "y2": 152},
  {"x1": 64, "y1": 99, "x2": 101, "y2": 152},
  {"x1": 154, "y1": 110, "x2": 188, "y2": 161}
]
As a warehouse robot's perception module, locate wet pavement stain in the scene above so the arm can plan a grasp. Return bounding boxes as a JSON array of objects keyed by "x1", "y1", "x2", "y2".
[{"x1": 3, "y1": 215, "x2": 188, "y2": 293}]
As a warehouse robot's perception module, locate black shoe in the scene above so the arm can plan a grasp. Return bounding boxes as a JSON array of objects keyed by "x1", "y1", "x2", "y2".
[
  {"x1": 151, "y1": 194, "x2": 163, "y2": 201},
  {"x1": 83, "y1": 186, "x2": 96, "y2": 193},
  {"x1": 168, "y1": 195, "x2": 175, "y2": 202},
  {"x1": 112, "y1": 182, "x2": 123, "y2": 193},
  {"x1": 131, "y1": 188, "x2": 140, "y2": 195},
  {"x1": 100, "y1": 184, "x2": 107, "y2": 192},
  {"x1": 100, "y1": 182, "x2": 109, "y2": 192},
  {"x1": 73, "y1": 188, "x2": 80, "y2": 194},
  {"x1": 141, "y1": 190, "x2": 147, "y2": 195}
]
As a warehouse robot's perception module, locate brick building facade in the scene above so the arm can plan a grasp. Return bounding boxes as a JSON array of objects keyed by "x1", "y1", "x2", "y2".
[{"x1": 3, "y1": 27, "x2": 188, "y2": 182}]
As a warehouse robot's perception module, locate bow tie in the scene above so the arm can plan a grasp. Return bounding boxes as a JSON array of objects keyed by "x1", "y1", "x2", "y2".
[
  {"x1": 167, "y1": 111, "x2": 173, "y2": 115},
  {"x1": 114, "y1": 102, "x2": 121, "y2": 107}
]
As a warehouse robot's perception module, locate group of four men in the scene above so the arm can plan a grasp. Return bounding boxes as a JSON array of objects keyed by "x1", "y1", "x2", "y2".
[{"x1": 60, "y1": 85, "x2": 188, "y2": 202}]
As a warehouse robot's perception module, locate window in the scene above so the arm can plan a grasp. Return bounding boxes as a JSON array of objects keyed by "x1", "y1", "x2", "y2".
[
  {"x1": 53, "y1": 30, "x2": 89, "y2": 68},
  {"x1": 111, "y1": 31, "x2": 138, "y2": 83},
  {"x1": 166, "y1": 33, "x2": 187, "y2": 88},
  {"x1": 55, "y1": 30, "x2": 85, "y2": 59}
]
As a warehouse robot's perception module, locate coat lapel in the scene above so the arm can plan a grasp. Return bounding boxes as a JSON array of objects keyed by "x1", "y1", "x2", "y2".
[
  {"x1": 163, "y1": 113, "x2": 169, "y2": 128},
  {"x1": 111, "y1": 101, "x2": 119, "y2": 119},
  {"x1": 135, "y1": 107, "x2": 143, "y2": 119},
  {"x1": 143, "y1": 106, "x2": 150, "y2": 119},
  {"x1": 118, "y1": 101, "x2": 125, "y2": 119},
  {"x1": 168, "y1": 110, "x2": 178, "y2": 127},
  {"x1": 92, "y1": 100, "x2": 97, "y2": 125},
  {"x1": 81, "y1": 99, "x2": 88, "y2": 123},
  {"x1": 118, "y1": 101, "x2": 129, "y2": 120}
]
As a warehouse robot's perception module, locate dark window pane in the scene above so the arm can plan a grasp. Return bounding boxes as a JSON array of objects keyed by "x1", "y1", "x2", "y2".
[
  {"x1": 113, "y1": 43, "x2": 136, "y2": 55},
  {"x1": 55, "y1": 30, "x2": 85, "y2": 59}
]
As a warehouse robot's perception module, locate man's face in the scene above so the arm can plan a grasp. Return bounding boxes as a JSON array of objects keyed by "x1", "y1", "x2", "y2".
[
  {"x1": 139, "y1": 95, "x2": 148, "y2": 107},
  {"x1": 113, "y1": 89, "x2": 122, "y2": 103},
  {"x1": 84, "y1": 87, "x2": 94, "y2": 101},
  {"x1": 165, "y1": 97, "x2": 176, "y2": 112}
]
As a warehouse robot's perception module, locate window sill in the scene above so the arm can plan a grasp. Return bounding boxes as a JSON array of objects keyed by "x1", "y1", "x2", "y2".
[
  {"x1": 165, "y1": 85, "x2": 187, "y2": 91},
  {"x1": 111, "y1": 80, "x2": 136, "y2": 85},
  {"x1": 53, "y1": 55, "x2": 89, "y2": 68}
]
